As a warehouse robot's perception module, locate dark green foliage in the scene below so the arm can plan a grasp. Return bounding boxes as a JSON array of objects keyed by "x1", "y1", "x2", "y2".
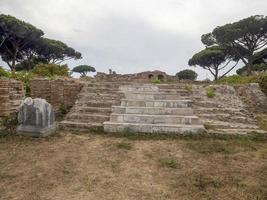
[
  {"x1": 0, "y1": 14, "x2": 44, "y2": 71},
  {"x1": 203, "y1": 15, "x2": 267, "y2": 75},
  {"x1": 189, "y1": 46, "x2": 238, "y2": 80},
  {"x1": 237, "y1": 63, "x2": 267, "y2": 75},
  {"x1": 1, "y1": 112, "x2": 18, "y2": 133},
  {"x1": 31, "y1": 63, "x2": 70, "y2": 77},
  {"x1": 176, "y1": 69, "x2": 198, "y2": 80},
  {"x1": 253, "y1": 48, "x2": 267, "y2": 65},
  {"x1": 72, "y1": 65, "x2": 96, "y2": 77},
  {"x1": 0, "y1": 14, "x2": 82, "y2": 71},
  {"x1": 36, "y1": 38, "x2": 82, "y2": 64}
]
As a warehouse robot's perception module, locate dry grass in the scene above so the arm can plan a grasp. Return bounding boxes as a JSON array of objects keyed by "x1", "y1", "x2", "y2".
[{"x1": 0, "y1": 131, "x2": 266, "y2": 200}]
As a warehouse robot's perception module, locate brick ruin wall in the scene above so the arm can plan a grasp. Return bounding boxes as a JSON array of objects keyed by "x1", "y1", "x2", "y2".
[
  {"x1": 0, "y1": 78, "x2": 25, "y2": 117},
  {"x1": 95, "y1": 70, "x2": 177, "y2": 82},
  {"x1": 31, "y1": 78, "x2": 83, "y2": 109}
]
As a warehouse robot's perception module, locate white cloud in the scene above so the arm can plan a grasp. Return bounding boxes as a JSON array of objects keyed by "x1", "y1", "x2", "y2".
[{"x1": 0, "y1": 0, "x2": 266, "y2": 79}]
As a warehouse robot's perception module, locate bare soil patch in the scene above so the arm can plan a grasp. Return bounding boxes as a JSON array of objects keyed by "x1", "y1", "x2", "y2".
[{"x1": 0, "y1": 131, "x2": 266, "y2": 200}]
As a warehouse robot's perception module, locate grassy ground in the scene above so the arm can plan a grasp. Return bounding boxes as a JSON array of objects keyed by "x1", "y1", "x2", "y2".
[{"x1": 0, "y1": 131, "x2": 266, "y2": 200}]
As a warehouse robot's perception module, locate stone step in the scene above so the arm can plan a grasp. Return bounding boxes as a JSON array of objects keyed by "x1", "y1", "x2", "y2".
[
  {"x1": 120, "y1": 99, "x2": 192, "y2": 108},
  {"x1": 197, "y1": 114, "x2": 255, "y2": 124},
  {"x1": 103, "y1": 122, "x2": 205, "y2": 134},
  {"x1": 112, "y1": 106, "x2": 194, "y2": 115},
  {"x1": 84, "y1": 82, "x2": 125, "y2": 88},
  {"x1": 157, "y1": 84, "x2": 188, "y2": 89},
  {"x1": 125, "y1": 92, "x2": 189, "y2": 100},
  {"x1": 66, "y1": 113, "x2": 110, "y2": 123},
  {"x1": 158, "y1": 89, "x2": 190, "y2": 94},
  {"x1": 119, "y1": 84, "x2": 159, "y2": 92},
  {"x1": 59, "y1": 120, "x2": 102, "y2": 131},
  {"x1": 82, "y1": 87, "x2": 121, "y2": 93},
  {"x1": 194, "y1": 107, "x2": 246, "y2": 114},
  {"x1": 73, "y1": 107, "x2": 112, "y2": 114},
  {"x1": 110, "y1": 113, "x2": 201, "y2": 125},
  {"x1": 78, "y1": 93, "x2": 123, "y2": 101},
  {"x1": 76, "y1": 100, "x2": 120, "y2": 107},
  {"x1": 193, "y1": 100, "x2": 225, "y2": 108},
  {"x1": 208, "y1": 128, "x2": 267, "y2": 135},
  {"x1": 204, "y1": 121, "x2": 260, "y2": 130}
]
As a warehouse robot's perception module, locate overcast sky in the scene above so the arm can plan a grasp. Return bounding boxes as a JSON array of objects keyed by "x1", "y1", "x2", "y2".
[{"x1": 0, "y1": 0, "x2": 267, "y2": 79}]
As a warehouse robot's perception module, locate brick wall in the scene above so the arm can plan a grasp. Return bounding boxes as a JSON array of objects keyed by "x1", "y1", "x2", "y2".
[
  {"x1": 31, "y1": 78, "x2": 83, "y2": 109},
  {"x1": 0, "y1": 78, "x2": 25, "y2": 117}
]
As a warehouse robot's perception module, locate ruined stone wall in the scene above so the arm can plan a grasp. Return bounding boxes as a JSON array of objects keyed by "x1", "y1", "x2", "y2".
[
  {"x1": 0, "y1": 78, "x2": 25, "y2": 117},
  {"x1": 235, "y1": 83, "x2": 267, "y2": 114},
  {"x1": 95, "y1": 70, "x2": 177, "y2": 82},
  {"x1": 31, "y1": 78, "x2": 83, "y2": 109}
]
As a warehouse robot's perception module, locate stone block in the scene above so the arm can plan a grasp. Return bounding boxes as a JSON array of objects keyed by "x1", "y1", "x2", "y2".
[{"x1": 17, "y1": 97, "x2": 56, "y2": 137}]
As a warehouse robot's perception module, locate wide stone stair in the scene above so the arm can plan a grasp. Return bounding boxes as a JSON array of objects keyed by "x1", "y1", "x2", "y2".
[
  {"x1": 59, "y1": 82, "x2": 125, "y2": 131},
  {"x1": 104, "y1": 84, "x2": 205, "y2": 134}
]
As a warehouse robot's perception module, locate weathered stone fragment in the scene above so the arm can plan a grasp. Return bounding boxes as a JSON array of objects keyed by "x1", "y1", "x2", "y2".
[{"x1": 17, "y1": 97, "x2": 56, "y2": 137}]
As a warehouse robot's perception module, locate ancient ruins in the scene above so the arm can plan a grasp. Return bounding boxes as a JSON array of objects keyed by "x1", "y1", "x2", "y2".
[{"x1": 1, "y1": 70, "x2": 266, "y2": 135}]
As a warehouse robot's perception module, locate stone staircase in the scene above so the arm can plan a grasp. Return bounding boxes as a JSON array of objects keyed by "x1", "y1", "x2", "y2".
[
  {"x1": 59, "y1": 82, "x2": 125, "y2": 131},
  {"x1": 60, "y1": 81, "x2": 266, "y2": 135},
  {"x1": 192, "y1": 85, "x2": 266, "y2": 134},
  {"x1": 104, "y1": 84, "x2": 205, "y2": 134}
]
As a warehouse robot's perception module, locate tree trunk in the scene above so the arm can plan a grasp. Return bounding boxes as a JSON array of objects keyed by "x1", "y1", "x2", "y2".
[
  {"x1": 10, "y1": 46, "x2": 19, "y2": 71},
  {"x1": 214, "y1": 67, "x2": 219, "y2": 81},
  {"x1": 246, "y1": 56, "x2": 253, "y2": 76}
]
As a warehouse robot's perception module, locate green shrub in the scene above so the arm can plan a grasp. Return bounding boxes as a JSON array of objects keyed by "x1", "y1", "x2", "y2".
[
  {"x1": 1, "y1": 112, "x2": 18, "y2": 133},
  {"x1": 0, "y1": 67, "x2": 11, "y2": 77},
  {"x1": 258, "y1": 73, "x2": 267, "y2": 95},
  {"x1": 176, "y1": 69, "x2": 198, "y2": 80},
  {"x1": 32, "y1": 63, "x2": 70, "y2": 78},
  {"x1": 185, "y1": 84, "x2": 193, "y2": 92},
  {"x1": 151, "y1": 79, "x2": 161, "y2": 84},
  {"x1": 10, "y1": 71, "x2": 36, "y2": 97},
  {"x1": 206, "y1": 87, "x2": 216, "y2": 98},
  {"x1": 217, "y1": 75, "x2": 258, "y2": 84}
]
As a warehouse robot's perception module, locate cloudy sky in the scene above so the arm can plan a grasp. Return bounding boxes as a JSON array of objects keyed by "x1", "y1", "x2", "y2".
[{"x1": 0, "y1": 0, "x2": 266, "y2": 79}]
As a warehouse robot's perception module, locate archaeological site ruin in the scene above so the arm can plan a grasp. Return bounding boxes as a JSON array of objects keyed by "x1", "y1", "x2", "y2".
[{"x1": 1, "y1": 70, "x2": 266, "y2": 136}]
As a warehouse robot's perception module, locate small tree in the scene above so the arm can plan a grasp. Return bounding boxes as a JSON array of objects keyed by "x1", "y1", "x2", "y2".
[
  {"x1": 176, "y1": 69, "x2": 198, "y2": 80},
  {"x1": 189, "y1": 46, "x2": 239, "y2": 80},
  {"x1": 72, "y1": 65, "x2": 96, "y2": 77}
]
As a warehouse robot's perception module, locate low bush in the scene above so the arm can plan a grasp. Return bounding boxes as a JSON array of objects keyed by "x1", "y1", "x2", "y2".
[
  {"x1": 10, "y1": 71, "x2": 36, "y2": 97},
  {"x1": 0, "y1": 67, "x2": 11, "y2": 77},
  {"x1": 206, "y1": 87, "x2": 216, "y2": 98},
  {"x1": 151, "y1": 79, "x2": 161, "y2": 84},
  {"x1": 176, "y1": 69, "x2": 198, "y2": 81},
  {"x1": 32, "y1": 63, "x2": 70, "y2": 78}
]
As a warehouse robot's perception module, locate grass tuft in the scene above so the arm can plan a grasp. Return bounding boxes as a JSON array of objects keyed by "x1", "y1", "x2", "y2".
[
  {"x1": 159, "y1": 157, "x2": 178, "y2": 169},
  {"x1": 116, "y1": 142, "x2": 132, "y2": 150}
]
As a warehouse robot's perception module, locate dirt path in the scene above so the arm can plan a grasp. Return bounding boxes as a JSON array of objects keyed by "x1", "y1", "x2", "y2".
[{"x1": 0, "y1": 132, "x2": 266, "y2": 200}]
